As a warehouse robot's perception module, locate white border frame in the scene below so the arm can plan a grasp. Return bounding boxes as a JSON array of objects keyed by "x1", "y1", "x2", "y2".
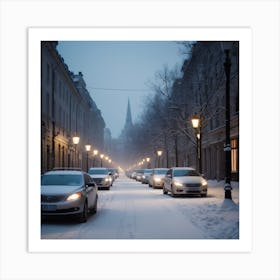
[{"x1": 28, "y1": 27, "x2": 252, "y2": 253}]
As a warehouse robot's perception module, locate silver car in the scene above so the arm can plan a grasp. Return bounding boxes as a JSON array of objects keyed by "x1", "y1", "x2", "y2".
[
  {"x1": 163, "y1": 167, "x2": 208, "y2": 197},
  {"x1": 88, "y1": 167, "x2": 112, "y2": 190},
  {"x1": 41, "y1": 169, "x2": 98, "y2": 222},
  {"x1": 148, "y1": 168, "x2": 169, "y2": 188}
]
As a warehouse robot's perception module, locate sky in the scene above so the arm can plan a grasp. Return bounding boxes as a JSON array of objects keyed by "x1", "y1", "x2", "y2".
[{"x1": 57, "y1": 41, "x2": 185, "y2": 138}]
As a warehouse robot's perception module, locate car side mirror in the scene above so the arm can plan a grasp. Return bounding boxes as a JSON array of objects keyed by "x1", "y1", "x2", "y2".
[{"x1": 87, "y1": 181, "x2": 97, "y2": 187}]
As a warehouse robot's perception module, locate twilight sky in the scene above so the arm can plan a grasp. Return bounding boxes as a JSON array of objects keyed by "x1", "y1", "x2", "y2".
[{"x1": 57, "y1": 41, "x2": 185, "y2": 138}]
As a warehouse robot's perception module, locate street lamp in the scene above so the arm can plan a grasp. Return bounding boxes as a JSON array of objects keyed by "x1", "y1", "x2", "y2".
[
  {"x1": 191, "y1": 114, "x2": 202, "y2": 174},
  {"x1": 157, "y1": 150, "x2": 162, "y2": 168},
  {"x1": 100, "y1": 154, "x2": 104, "y2": 167},
  {"x1": 146, "y1": 157, "x2": 150, "y2": 168},
  {"x1": 85, "y1": 144, "x2": 91, "y2": 171},
  {"x1": 221, "y1": 41, "x2": 232, "y2": 199},
  {"x1": 93, "y1": 149, "x2": 98, "y2": 167},
  {"x1": 72, "y1": 135, "x2": 80, "y2": 167}
]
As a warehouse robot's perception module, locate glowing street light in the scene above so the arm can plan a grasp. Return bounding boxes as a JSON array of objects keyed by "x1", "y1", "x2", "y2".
[
  {"x1": 191, "y1": 114, "x2": 202, "y2": 174},
  {"x1": 100, "y1": 154, "x2": 104, "y2": 167},
  {"x1": 72, "y1": 135, "x2": 80, "y2": 167},
  {"x1": 93, "y1": 149, "x2": 98, "y2": 167},
  {"x1": 157, "y1": 150, "x2": 163, "y2": 168},
  {"x1": 85, "y1": 144, "x2": 91, "y2": 171}
]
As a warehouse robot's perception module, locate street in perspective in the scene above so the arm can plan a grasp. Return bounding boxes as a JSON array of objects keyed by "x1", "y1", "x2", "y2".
[
  {"x1": 41, "y1": 41, "x2": 239, "y2": 240},
  {"x1": 41, "y1": 173, "x2": 239, "y2": 239}
]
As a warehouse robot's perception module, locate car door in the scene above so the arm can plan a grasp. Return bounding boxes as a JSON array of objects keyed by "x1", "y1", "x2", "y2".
[
  {"x1": 164, "y1": 169, "x2": 172, "y2": 191},
  {"x1": 84, "y1": 174, "x2": 95, "y2": 208}
]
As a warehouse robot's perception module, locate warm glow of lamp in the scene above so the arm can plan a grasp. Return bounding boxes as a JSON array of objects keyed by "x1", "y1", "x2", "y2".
[
  {"x1": 93, "y1": 149, "x2": 98, "y2": 156},
  {"x1": 146, "y1": 157, "x2": 150, "y2": 162},
  {"x1": 100, "y1": 154, "x2": 104, "y2": 159},
  {"x1": 191, "y1": 115, "x2": 200, "y2": 128},
  {"x1": 72, "y1": 135, "x2": 80, "y2": 145},
  {"x1": 85, "y1": 144, "x2": 91, "y2": 151},
  {"x1": 157, "y1": 150, "x2": 163, "y2": 157}
]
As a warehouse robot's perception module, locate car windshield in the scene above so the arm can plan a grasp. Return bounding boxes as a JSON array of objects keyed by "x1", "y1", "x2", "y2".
[
  {"x1": 173, "y1": 169, "x2": 200, "y2": 177},
  {"x1": 41, "y1": 174, "x2": 83, "y2": 186},
  {"x1": 154, "y1": 169, "x2": 168, "y2": 174},
  {"x1": 88, "y1": 169, "x2": 108, "y2": 175}
]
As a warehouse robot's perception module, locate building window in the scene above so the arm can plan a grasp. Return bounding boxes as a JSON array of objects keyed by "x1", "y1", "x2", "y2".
[{"x1": 231, "y1": 139, "x2": 238, "y2": 172}]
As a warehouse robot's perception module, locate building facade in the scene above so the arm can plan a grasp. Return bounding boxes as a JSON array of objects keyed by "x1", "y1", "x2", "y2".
[
  {"x1": 41, "y1": 41, "x2": 105, "y2": 173},
  {"x1": 178, "y1": 41, "x2": 239, "y2": 181}
]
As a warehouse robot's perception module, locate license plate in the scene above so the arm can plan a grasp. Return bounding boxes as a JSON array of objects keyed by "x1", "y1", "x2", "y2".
[{"x1": 42, "y1": 205, "x2": 57, "y2": 211}]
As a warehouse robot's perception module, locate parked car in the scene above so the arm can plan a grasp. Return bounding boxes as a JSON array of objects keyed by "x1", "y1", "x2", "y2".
[
  {"x1": 88, "y1": 167, "x2": 112, "y2": 190},
  {"x1": 108, "y1": 168, "x2": 119, "y2": 181},
  {"x1": 148, "y1": 168, "x2": 169, "y2": 188},
  {"x1": 141, "y1": 169, "x2": 152, "y2": 184},
  {"x1": 163, "y1": 167, "x2": 208, "y2": 197},
  {"x1": 135, "y1": 169, "x2": 144, "y2": 182},
  {"x1": 41, "y1": 168, "x2": 98, "y2": 223}
]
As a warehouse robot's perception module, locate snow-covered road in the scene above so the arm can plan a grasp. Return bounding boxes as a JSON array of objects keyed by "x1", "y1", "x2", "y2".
[{"x1": 41, "y1": 175, "x2": 239, "y2": 239}]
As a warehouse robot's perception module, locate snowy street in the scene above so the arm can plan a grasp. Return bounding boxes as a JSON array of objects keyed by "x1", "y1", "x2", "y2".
[{"x1": 41, "y1": 175, "x2": 239, "y2": 239}]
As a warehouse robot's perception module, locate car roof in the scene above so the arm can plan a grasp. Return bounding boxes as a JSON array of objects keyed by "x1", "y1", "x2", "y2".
[
  {"x1": 89, "y1": 167, "x2": 107, "y2": 170},
  {"x1": 153, "y1": 168, "x2": 168, "y2": 170},
  {"x1": 170, "y1": 167, "x2": 195, "y2": 170},
  {"x1": 43, "y1": 169, "x2": 84, "y2": 175}
]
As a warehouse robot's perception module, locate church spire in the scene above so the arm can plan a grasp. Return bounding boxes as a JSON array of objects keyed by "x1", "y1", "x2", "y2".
[{"x1": 124, "y1": 98, "x2": 133, "y2": 129}]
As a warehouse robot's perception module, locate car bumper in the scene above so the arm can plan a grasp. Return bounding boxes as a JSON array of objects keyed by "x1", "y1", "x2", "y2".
[
  {"x1": 173, "y1": 186, "x2": 207, "y2": 195},
  {"x1": 153, "y1": 181, "x2": 164, "y2": 188},
  {"x1": 41, "y1": 199, "x2": 84, "y2": 216},
  {"x1": 96, "y1": 182, "x2": 111, "y2": 189}
]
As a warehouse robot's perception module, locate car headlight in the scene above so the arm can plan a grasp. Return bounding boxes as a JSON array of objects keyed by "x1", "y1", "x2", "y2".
[
  {"x1": 202, "y1": 180, "x2": 207, "y2": 187},
  {"x1": 174, "y1": 181, "x2": 183, "y2": 187},
  {"x1": 66, "y1": 192, "x2": 81, "y2": 201}
]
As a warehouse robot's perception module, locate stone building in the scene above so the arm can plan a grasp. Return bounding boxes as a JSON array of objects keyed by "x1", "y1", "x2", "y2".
[
  {"x1": 41, "y1": 41, "x2": 105, "y2": 173},
  {"x1": 176, "y1": 41, "x2": 239, "y2": 181}
]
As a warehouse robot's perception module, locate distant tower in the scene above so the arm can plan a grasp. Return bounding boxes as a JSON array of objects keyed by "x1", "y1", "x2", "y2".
[{"x1": 124, "y1": 98, "x2": 133, "y2": 130}]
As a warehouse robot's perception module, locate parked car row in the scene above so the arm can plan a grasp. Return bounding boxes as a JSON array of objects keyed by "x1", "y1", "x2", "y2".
[
  {"x1": 41, "y1": 167, "x2": 118, "y2": 223},
  {"x1": 127, "y1": 167, "x2": 208, "y2": 197}
]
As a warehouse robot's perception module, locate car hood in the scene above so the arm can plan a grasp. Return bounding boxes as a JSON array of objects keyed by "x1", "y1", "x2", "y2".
[
  {"x1": 90, "y1": 174, "x2": 107, "y2": 179},
  {"x1": 173, "y1": 176, "x2": 204, "y2": 184},
  {"x1": 154, "y1": 174, "x2": 165, "y2": 179},
  {"x1": 41, "y1": 185, "x2": 82, "y2": 195}
]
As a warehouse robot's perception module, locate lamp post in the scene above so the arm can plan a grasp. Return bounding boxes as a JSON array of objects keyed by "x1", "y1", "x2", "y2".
[
  {"x1": 100, "y1": 154, "x2": 104, "y2": 167},
  {"x1": 85, "y1": 144, "x2": 91, "y2": 172},
  {"x1": 146, "y1": 157, "x2": 150, "y2": 168},
  {"x1": 93, "y1": 149, "x2": 98, "y2": 167},
  {"x1": 191, "y1": 114, "x2": 202, "y2": 174},
  {"x1": 221, "y1": 41, "x2": 232, "y2": 200},
  {"x1": 72, "y1": 135, "x2": 80, "y2": 167},
  {"x1": 157, "y1": 150, "x2": 162, "y2": 168}
]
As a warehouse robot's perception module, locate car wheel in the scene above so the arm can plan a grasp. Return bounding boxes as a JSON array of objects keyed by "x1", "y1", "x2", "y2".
[
  {"x1": 79, "y1": 201, "x2": 88, "y2": 223},
  {"x1": 163, "y1": 185, "x2": 168, "y2": 195},
  {"x1": 201, "y1": 192, "x2": 207, "y2": 197}
]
